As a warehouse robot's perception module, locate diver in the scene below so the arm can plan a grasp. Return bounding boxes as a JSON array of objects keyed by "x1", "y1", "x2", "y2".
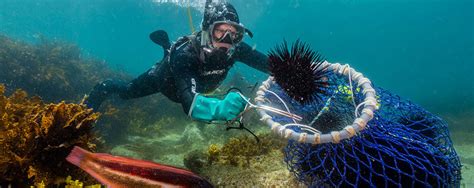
[{"x1": 85, "y1": 1, "x2": 269, "y2": 123}]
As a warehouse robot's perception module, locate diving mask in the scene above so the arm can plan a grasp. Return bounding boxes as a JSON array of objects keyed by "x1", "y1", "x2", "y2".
[{"x1": 210, "y1": 22, "x2": 245, "y2": 45}]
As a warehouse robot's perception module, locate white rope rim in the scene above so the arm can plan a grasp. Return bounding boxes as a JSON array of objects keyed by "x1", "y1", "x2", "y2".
[{"x1": 254, "y1": 61, "x2": 379, "y2": 145}]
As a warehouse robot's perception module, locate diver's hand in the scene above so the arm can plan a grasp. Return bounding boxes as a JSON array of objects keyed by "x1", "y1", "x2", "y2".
[
  {"x1": 214, "y1": 92, "x2": 247, "y2": 120},
  {"x1": 190, "y1": 92, "x2": 247, "y2": 122}
]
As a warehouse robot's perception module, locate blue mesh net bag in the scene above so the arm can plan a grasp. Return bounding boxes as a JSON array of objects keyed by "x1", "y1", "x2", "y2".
[{"x1": 253, "y1": 41, "x2": 461, "y2": 187}]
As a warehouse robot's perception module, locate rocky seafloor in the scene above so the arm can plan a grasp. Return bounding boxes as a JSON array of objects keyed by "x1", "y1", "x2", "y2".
[{"x1": 108, "y1": 118, "x2": 305, "y2": 187}]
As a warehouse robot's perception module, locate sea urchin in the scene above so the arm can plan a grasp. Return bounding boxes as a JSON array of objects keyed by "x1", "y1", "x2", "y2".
[{"x1": 268, "y1": 40, "x2": 329, "y2": 104}]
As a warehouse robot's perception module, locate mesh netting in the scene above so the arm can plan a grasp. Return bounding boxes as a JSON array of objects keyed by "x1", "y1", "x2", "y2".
[{"x1": 260, "y1": 70, "x2": 461, "y2": 187}]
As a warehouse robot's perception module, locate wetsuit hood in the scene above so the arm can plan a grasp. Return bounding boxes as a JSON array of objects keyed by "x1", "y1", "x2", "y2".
[{"x1": 200, "y1": 1, "x2": 252, "y2": 47}]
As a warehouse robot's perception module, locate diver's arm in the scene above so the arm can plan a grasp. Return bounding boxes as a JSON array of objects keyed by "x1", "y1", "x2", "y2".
[
  {"x1": 234, "y1": 42, "x2": 270, "y2": 74},
  {"x1": 171, "y1": 54, "x2": 199, "y2": 114}
]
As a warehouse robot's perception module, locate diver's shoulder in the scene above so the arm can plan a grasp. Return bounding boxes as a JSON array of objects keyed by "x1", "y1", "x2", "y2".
[
  {"x1": 173, "y1": 37, "x2": 194, "y2": 51},
  {"x1": 235, "y1": 42, "x2": 256, "y2": 52},
  {"x1": 170, "y1": 44, "x2": 199, "y2": 66},
  {"x1": 171, "y1": 38, "x2": 197, "y2": 57}
]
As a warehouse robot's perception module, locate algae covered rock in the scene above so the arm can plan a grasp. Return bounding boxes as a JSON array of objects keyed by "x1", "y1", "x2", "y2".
[
  {"x1": 184, "y1": 150, "x2": 208, "y2": 173},
  {"x1": 200, "y1": 133, "x2": 303, "y2": 187},
  {"x1": 215, "y1": 133, "x2": 286, "y2": 166},
  {"x1": 180, "y1": 122, "x2": 205, "y2": 145}
]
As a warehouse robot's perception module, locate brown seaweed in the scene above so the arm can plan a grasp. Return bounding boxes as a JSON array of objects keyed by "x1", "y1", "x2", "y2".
[
  {"x1": 207, "y1": 133, "x2": 286, "y2": 167},
  {"x1": 0, "y1": 84, "x2": 100, "y2": 185}
]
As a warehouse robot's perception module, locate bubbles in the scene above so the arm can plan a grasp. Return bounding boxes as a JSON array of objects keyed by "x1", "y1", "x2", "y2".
[{"x1": 151, "y1": 0, "x2": 222, "y2": 12}]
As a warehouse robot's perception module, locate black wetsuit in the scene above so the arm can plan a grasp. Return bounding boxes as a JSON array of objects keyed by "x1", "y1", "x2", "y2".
[{"x1": 93, "y1": 34, "x2": 269, "y2": 114}]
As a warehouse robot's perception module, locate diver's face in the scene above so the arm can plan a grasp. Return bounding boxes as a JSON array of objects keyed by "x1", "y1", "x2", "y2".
[{"x1": 212, "y1": 23, "x2": 237, "y2": 50}]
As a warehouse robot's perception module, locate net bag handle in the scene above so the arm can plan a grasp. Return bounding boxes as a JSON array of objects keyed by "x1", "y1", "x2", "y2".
[{"x1": 254, "y1": 61, "x2": 379, "y2": 145}]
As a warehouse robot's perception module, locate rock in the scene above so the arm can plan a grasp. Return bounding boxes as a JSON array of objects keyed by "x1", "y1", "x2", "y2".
[
  {"x1": 180, "y1": 123, "x2": 205, "y2": 145},
  {"x1": 183, "y1": 150, "x2": 207, "y2": 173}
]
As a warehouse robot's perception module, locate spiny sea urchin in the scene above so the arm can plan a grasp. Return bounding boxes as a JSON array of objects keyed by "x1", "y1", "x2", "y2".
[{"x1": 268, "y1": 40, "x2": 329, "y2": 104}]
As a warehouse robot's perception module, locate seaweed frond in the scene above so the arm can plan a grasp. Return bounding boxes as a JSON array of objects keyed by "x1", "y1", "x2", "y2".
[{"x1": 0, "y1": 84, "x2": 100, "y2": 185}]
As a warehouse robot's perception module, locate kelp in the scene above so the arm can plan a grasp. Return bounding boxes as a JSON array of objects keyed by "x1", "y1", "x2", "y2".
[{"x1": 0, "y1": 84, "x2": 100, "y2": 186}]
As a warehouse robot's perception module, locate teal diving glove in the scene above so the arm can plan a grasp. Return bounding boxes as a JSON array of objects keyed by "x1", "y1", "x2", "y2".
[{"x1": 189, "y1": 92, "x2": 247, "y2": 122}]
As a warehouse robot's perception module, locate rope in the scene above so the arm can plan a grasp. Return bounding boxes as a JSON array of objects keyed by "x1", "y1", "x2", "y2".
[
  {"x1": 346, "y1": 64, "x2": 358, "y2": 117},
  {"x1": 264, "y1": 89, "x2": 298, "y2": 124},
  {"x1": 186, "y1": 0, "x2": 195, "y2": 33}
]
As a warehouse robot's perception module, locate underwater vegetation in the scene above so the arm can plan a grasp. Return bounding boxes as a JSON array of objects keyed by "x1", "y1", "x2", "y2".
[
  {"x1": 95, "y1": 95, "x2": 184, "y2": 145},
  {"x1": 183, "y1": 133, "x2": 286, "y2": 172},
  {"x1": 187, "y1": 133, "x2": 302, "y2": 187},
  {"x1": 0, "y1": 34, "x2": 129, "y2": 103},
  {"x1": 0, "y1": 33, "x2": 185, "y2": 145},
  {"x1": 215, "y1": 133, "x2": 286, "y2": 166},
  {"x1": 0, "y1": 84, "x2": 100, "y2": 186}
]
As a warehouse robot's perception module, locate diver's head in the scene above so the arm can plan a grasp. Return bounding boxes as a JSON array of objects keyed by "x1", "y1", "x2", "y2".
[{"x1": 201, "y1": 1, "x2": 252, "y2": 51}]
